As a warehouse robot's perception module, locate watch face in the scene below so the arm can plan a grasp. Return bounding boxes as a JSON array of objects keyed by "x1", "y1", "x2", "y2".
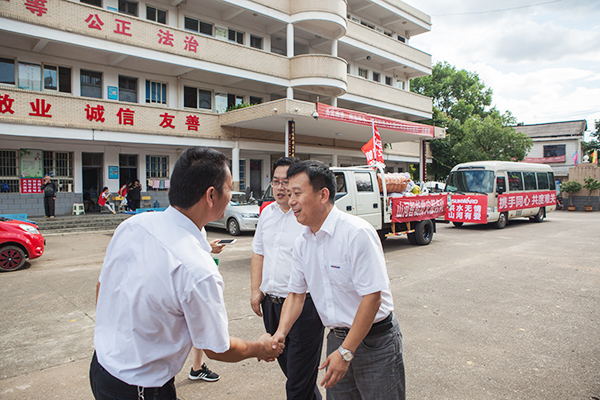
[{"x1": 342, "y1": 352, "x2": 353, "y2": 361}]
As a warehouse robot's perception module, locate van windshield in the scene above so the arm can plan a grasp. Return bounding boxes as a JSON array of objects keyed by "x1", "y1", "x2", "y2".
[{"x1": 446, "y1": 170, "x2": 495, "y2": 193}]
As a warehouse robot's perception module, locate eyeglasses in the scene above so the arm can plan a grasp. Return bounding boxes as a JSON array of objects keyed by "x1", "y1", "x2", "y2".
[{"x1": 272, "y1": 180, "x2": 289, "y2": 187}]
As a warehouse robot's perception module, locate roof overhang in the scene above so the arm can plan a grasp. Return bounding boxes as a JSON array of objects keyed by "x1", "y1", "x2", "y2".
[{"x1": 220, "y1": 99, "x2": 444, "y2": 144}]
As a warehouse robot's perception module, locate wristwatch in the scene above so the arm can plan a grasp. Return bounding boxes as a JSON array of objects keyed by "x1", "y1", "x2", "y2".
[{"x1": 337, "y1": 346, "x2": 354, "y2": 362}]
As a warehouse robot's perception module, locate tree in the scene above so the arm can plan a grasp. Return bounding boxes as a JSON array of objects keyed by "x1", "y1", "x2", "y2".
[
  {"x1": 411, "y1": 62, "x2": 532, "y2": 180},
  {"x1": 582, "y1": 119, "x2": 600, "y2": 157}
]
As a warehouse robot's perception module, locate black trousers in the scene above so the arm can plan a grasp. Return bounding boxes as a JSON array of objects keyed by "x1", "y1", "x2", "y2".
[
  {"x1": 89, "y1": 352, "x2": 176, "y2": 400},
  {"x1": 128, "y1": 198, "x2": 139, "y2": 211},
  {"x1": 44, "y1": 196, "x2": 55, "y2": 217},
  {"x1": 262, "y1": 294, "x2": 324, "y2": 400}
]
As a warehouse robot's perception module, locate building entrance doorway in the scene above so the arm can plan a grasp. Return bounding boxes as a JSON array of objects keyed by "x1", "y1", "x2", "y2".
[
  {"x1": 250, "y1": 159, "x2": 262, "y2": 198},
  {"x1": 119, "y1": 154, "x2": 138, "y2": 187},
  {"x1": 82, "y1": 152, "x2": 103, "y2": 212}
]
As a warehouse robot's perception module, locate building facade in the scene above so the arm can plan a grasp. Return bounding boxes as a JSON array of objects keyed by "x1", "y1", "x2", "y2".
[
  {"x1": 0, "y1": 0, "x2": 441, "y2": 216},
  {"x1": 516, "y1": 120, "x2": 586, "y2": 181}
]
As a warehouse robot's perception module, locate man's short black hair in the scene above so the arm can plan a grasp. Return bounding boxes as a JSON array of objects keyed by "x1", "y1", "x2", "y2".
[
  {"x1": 169, "y1": 147, "x2": 229, "y2": 209},
  {"x1": 287, "y1": 160, "x2": 336, "y2": 204},
  {"x1": 272, "y1": 157, "x2": 300, "y2": 175}
]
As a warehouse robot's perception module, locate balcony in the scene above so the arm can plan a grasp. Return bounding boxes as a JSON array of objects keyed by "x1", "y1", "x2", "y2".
[
  {"x1": 290, "y1": 54, "x2": 348, "y2": 97},
  {"x1": 344, "y1": 75, "x2": 432, "y2": 117},
  {"x1": 290, "y1": 0, "x2": 347, "y2": 39},
  {"x1": 0, "y1": 86, "x2": 226, "y2": 139},
  {"x1": 344, "y1": 21, "x2": 431, "y2": 73}
]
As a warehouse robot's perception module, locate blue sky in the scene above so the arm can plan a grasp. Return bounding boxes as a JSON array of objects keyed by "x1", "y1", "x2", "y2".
[{"x1": 408, "y1": 0, "x2": 600, "y2": 139}]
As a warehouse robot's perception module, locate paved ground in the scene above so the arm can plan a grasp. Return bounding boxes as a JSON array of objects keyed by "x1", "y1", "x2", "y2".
[{"x1": 0, "y1": 210, "x2": 599, "y2": 399}]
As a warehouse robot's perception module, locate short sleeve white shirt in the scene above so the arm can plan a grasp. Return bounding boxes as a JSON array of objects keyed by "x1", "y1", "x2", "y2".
[
  {"x1": 252, "y1": 202, "x2": 305, "y2": 298},
  {"x1": 288, "y1": 206, "x2": 394, "y2": 329},
  {"x1": 95, "y1": 206, "x2": 230, "y2": 388}
]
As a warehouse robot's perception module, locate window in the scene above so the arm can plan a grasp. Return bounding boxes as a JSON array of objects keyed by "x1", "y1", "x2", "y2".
[
  {"x1": 43, "y1": 151, "x2": 74, "y2": 192},
  {"x1": 229, "y1": 159, "x2": 246, "y2": 190},
  {"x1": 43, "y1": 65, "x2": 71, "y2": 93},
  {"x1": 145, "y1": 80, "x2": 167, "y2": 104},
  {"x1": 358, "y1": 67, "x2": 368, "y2": 79},
  {"x1": 0, "y1": 149, "x2": 19, "y2": 193},
  {"x1": 548, "y1": 172, "x2": 556, "y2": 190},
  {"x1": 372, "y1": 72, "x2": 380, "y2": 83},
  {"x1": 543, "y1": 144, "x2": 566, "y2": 158},
  {"x1": 146, "y1": 155, "x2": 169, "y2": 190},
  {"x1": 81, "y1": 69, "x2": 102, "y2": 99},
  {"x1": 18, "y1": 62, "x2": 41, "y2": 91},
  {"x1": 0, "y1": 58, "x2": 16, "y2": 85},
  {"x1": 396, "y1": 80, "x2": 404, "y2": 90},
  {"x1": 184, "y1": 86, "x2": 212, "y2": 110},
  {"x1": 334, "y1": 172, "x2": 347, "y2": 199},
  {"x1": 508, "y1": 171, "x2": 523, "y2": 191},
  {"x1": 119, "y1": 0, "x2": 138, "y2": 16},
  {"x1": 355, "y1": 172, "x2": 374, "y2": 192},
  {"x1": 146, "y1": 5, "x2": 166, "y2": 24},
  {"x1": 184, "y1": 17, "x2": 213, "y2": 36},
  {"x1": 249, "y1": 96, "x2": 262, "y2": 105},
  {"x1": 229, "y1": 29, "x2": 244, "y2": 44},
  {"x1": 81, "y1": 0, "x2": 102, "y2": 6},
  {"x1": 250, "y1": 35, "x2": 263, "y2": 49},
  {"x1": 536, "y1": 172, "x2": 549, "y2": 190},
  {"x1": 119, "y1": 75, "x2": 137, "y2": 103},
  {"x1": 523, "y1": 171, "x2": 537, "y2": 190},
  {"x1": 215, "y1": 27, "x2": 228, "y2": 40},
  {"x1": 360, "y1": 20, "x2": 375, "y2": 29},
  {"x1": 397, "y1": 35, "x2": 406, "y2": 43},
  {"x1": 227, "y1": 94, "x2": 244, "y2": 110},
  {"x1": 385, "y1": 76, "x2": 393, "y2": 86}
]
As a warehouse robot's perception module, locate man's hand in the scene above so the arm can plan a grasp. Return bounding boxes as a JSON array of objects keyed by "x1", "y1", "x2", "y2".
[
  {"x1": 271, "y1": 330, "x2": 286, "y2": 350},
  {"x1": 251, "y1": 290, "x2": 264, "y2": 317},
  {"x1": 257, "y1": 333, "x2": 284, "y2": 362},
  {"x1": 209, "y1": 239, "x2": 225, "y2": 254},
  {"x1": 319, "y1": 349, "x2": 350, "y2": 389}
]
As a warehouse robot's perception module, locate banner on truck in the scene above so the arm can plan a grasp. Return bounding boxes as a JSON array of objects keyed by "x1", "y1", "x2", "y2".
[
  {"x1": 445, "y1": 195, "x2": 487, "y2": 224},
  {"x1": 391, "y1": 194, "x2": 447, "y2": 223}
]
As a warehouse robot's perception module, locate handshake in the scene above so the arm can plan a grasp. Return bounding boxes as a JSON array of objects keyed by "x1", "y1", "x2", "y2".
[{"x1": 257, "y1": 333, "x2": 285, "y2": 362}]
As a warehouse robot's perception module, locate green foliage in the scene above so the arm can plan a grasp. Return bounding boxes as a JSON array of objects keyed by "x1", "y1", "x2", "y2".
[
  {"x1": 582, "y1": 119, "x2": 600, "y2": 156},
  {"x1": 560, "y1": 181, "x2": 582, "y2": 206},
  {"x1": 583, "y1": 176, "x2": 600, "y2": 205},
  {"x1": 226, "y1": 102, "x2": 257, "y2": 112},
  {"x1": 410, "y1": 62, "x2": 530, "y2": 180}
]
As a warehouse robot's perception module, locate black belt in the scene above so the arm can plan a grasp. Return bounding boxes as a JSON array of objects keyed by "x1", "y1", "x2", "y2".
[
  {"x1": 332, "y1": 312, "x2": 394, "y2": 339},
  {"x1": 265, "y1": 293, "x2": 311, "y2": 305}
]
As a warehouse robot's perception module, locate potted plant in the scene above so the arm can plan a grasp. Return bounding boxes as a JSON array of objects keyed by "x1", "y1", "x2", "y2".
[
  {"x1": 560, "y1": 181, "x2": 582, "y2": 211},
  {"x1": 582, "y1": 177, "x2": 600, "y2": 212}
]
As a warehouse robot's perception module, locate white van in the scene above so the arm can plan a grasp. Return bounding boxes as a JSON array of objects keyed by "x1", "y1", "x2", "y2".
[{"x1": 445, "y1": 161, "x2": 557, "y2": 228}]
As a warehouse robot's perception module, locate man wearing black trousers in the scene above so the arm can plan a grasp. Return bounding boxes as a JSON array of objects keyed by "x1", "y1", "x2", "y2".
[
  {"x1": 251, "y1": 157, "x2": 324, "y2": 400},
  {"x1": 41, "y1": 175, "x2": 57, "y2": 218}
]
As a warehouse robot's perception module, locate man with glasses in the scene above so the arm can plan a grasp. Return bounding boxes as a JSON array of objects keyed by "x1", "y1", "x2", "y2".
[{"x1": 251, "y1": 157, "x2": 324, "y2": 400}]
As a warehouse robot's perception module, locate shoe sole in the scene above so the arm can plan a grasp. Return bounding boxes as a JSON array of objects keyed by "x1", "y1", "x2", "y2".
[{"x1": 188, "y1": 374, "x2": 220, "y2": 382}]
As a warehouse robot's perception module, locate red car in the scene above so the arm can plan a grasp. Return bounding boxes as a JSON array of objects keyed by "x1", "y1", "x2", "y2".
[{"x1": 0, "y1": 217, "x2": 45, "y2": 272}]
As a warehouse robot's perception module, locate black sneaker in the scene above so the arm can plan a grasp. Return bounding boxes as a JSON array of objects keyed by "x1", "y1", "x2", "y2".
[{"x1": 189, "y1": 363, "x2": 220, "y2": 382}]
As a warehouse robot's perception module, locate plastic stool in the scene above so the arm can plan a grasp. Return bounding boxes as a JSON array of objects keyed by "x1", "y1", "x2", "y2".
[{"x1": 72, "y1": 203, "x2": 85, "y2": 215}]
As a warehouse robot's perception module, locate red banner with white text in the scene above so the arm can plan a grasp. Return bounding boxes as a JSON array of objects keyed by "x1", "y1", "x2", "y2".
[
  {"x1": 391, "y1": 194, "x2": 447, "y2": 223},
  {"x1": 498, "y1": 191, "x2": 556, "y2": 212},
  {"x1": 445, "y1": 195, "x2": 487, "y2": 224}
]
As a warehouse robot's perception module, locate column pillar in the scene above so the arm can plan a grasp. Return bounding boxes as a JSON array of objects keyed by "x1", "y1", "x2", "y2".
[
  {"x1": 232, "y1": 142, "x2": 240, "y2": 191},
  {"x1": 331, "y1": 39, "x2": 338, "y2": 57},
  {"x1": 287, "y1": 87, "x2": 294, "y2": 99},
  {"x1": 287, "y1": 23, "x2": 294, "y2": 58},
  {"x1": 332, "y1": 153, "x2": 338, "y2": 167}
]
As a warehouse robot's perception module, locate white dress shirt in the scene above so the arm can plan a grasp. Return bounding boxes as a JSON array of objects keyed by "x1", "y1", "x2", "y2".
[
  {"x1": 252, "y1": 202, "x2": 305, "y2": 298},
  {"x1": 288, "y1": 206, "x2": 394, "y2": 329},
  {"x1": 95, "y1": 206, "x2": 230, "y2": 387}
]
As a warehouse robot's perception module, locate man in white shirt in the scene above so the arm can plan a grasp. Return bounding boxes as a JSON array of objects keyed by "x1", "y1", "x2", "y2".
[
  {"x1": 251, "y1": 157, "x2": 324, "y2": 400},
  {"x1": 90, "y1": 147, "x2": 283, "y2": 400},
  {"x1": 273, "y1": 160, "x2": 405, "y2": 400}
]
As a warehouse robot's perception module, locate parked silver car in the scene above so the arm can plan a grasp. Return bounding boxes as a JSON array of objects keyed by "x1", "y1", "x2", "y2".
[{"x1": 206, "y1": 191, "x2": 260, "y2": 236}]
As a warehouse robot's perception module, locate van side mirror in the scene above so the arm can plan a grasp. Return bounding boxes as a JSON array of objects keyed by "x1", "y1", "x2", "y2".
[{"x1": 496, "y1": 177, "x2": 506, "y2": 194}]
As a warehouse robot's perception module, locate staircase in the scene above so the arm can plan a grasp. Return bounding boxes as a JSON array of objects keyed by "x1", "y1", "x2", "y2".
[{"x1": 30, "y1": 213, "x2": 132, "y2": 235}]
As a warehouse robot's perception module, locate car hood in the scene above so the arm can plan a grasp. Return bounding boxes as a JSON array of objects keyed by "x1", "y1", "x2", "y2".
[{"x1": 229, "y1": 204, "x2": 259, "y2": 213}]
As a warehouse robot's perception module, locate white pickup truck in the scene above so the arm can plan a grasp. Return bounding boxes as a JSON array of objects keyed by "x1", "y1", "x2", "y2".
[{"x1": 331, "y1": 165, "x2": 440, "y2": 245}]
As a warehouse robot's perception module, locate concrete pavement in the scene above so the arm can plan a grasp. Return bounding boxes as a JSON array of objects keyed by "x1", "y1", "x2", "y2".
[{"x1": 0, "y1": 211, "x2": 599, "y2": 399}]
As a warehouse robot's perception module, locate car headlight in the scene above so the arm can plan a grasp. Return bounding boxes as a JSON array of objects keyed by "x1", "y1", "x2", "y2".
[
  {"x1": 19, "y1": 224, "x2": 40, "y2": 235},
  {"x1": 241, "y1": 213, "x2": 259, "y2": 218}
]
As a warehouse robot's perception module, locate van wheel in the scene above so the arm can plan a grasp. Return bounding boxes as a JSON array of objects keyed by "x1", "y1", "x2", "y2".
[
  {"x1": 495, "y1": 212, "x2": 508, "y2": 229},
  {"x1": 413, "y1": 220, "x2": 434, "y2": 245},
  {"x1": 530, "y1": 207, "x2": 545, "y2": 223},
  {"x1": 452, "y1": 222, "x2": 463, "y2": 227},
  {"x1": 407, "y1": 232, "x2": 417, "y2": 245}
]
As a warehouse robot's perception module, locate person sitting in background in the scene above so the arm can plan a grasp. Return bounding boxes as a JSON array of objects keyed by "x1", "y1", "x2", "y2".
[{"x1": 98, "y1": 187, "x2": 116, "y2": 214}]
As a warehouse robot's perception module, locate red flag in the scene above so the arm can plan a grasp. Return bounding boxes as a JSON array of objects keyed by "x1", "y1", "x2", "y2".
[
  {"x1": 361, "y1": 136, "x2": 376, "y2": 165},
  {"x1": 373, "y1": 124, "x2": 385, "y2": 164}
]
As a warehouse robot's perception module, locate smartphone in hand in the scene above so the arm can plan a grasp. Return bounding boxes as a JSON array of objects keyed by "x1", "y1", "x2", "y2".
[{"x1": 217, "y1": 239, "x2": 237, "y2": 245}]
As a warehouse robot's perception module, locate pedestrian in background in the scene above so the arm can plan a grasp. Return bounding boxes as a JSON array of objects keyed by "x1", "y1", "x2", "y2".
[
  {"x1": 127, "y1": 179, "x2": 141, "y2": 212},
  {"x1": 41, "y1": 174, "x2": 57, "y2": 218}
]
